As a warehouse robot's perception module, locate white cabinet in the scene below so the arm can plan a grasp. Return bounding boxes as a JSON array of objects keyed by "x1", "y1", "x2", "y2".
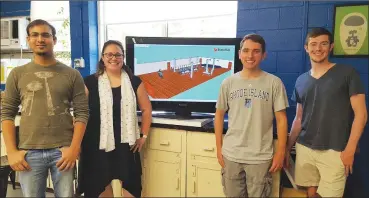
[
  {"x1": 111, "y1": 128, "x2": 187, "y2": 197},
  {"x1": 139, "y1": 128, "x2": 281, "y2": 197},
  {"x1": 144, "y1": 150, "x2": 183, "y2": 197},
  {"x1": 187, "y1": 131, "x2": 225, "y2": 197},
  {"x1": 141, "y1": 128, "x2": 186, "y2": 197},
  {"x1": 1, "y1": 123, "x2": 281, "y2": 197}
]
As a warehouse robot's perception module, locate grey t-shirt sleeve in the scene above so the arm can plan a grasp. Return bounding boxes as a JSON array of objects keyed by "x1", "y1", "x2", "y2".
[
  {"x1": 348, "y1": 68, "x2": 365, "y2": 96},
  {"x1": 216, "y1": 79, "x2": 229, "y2": 111},
  {"x1": 71, "y1": 69, "x2": 89, "y2": 124},
  {"x1": 1, "y1": 68, "x2": 21, "y2": 121},
  {"x1": 273, "y1": 78, "x2": 289, "y2": 112}
]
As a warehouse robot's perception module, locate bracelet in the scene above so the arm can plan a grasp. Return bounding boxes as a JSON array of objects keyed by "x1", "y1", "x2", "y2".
[{"x1": 142, "y1": 135, "x2": 148, "y2": 139}]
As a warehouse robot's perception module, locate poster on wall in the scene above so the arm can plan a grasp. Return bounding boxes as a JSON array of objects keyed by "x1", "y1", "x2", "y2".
[{"x1": 333, "y1": 3, "x2": 369, "y2": 57}]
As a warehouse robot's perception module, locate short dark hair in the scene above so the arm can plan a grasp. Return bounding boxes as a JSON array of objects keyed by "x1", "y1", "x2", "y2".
[
  {"x1": 240, "y1": 34, "x2": 266, "y2": 53},
  {"x1": 305, "y1": 27, "x2": 333, "y2": 45},
  {"x1": 26, "y1": 19, "x2": 56, "y2": 38}
]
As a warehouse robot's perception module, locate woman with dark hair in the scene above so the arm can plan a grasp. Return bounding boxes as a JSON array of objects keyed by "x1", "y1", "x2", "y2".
[{"x1": 77, "y1": 40, "x2": 152, "y2": 197}]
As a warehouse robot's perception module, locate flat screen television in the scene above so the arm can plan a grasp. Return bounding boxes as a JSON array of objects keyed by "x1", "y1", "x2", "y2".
[{"x1": 125, "y1": 36, "x2": 242, "y2": 119}]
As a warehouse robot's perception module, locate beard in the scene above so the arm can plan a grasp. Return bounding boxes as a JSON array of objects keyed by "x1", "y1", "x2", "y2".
[
  {"x1": 34, "y1": 49, "x2": 53, "y2": 57},
  {"x1": 35, "y1": 52, "x2": 48, "y2": 56}
]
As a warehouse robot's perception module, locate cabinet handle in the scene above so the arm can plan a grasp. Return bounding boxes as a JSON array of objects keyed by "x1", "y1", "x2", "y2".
[
  {"x1": 160, "y1": 141, "x2": 170, "y2": 146},
  {"x1": 193, "y1": 180, "x2": 196, "y2": 193},
  {"x1": 203, "y1": 147, "x2": 214, "y2": 152},
  {"x1": 176, "y1": 177, "x2": 180, "y2": 190}
]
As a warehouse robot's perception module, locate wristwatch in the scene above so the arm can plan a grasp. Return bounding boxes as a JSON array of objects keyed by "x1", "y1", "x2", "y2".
[{"x1": 142, "y1": 134, "x2": 148, "y2": 139}]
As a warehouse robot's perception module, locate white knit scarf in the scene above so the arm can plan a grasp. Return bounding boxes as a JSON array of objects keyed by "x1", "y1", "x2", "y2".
[{"x1": 98, "y1": 71, "x2": 140, "y2": 152}]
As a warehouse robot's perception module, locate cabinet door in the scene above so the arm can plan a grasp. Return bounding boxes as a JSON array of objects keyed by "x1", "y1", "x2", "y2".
[
  {"x1": 141, "y1": 149, "x2": 148, "y2": 197},
  {"x1": 187, "y1": 132, "x2": 280, "y2": 197},
  {"x1": 187, "y1": 157, "x2": 225, "y2": 197},
  {"x1": 187, "y1": 132, "x2": 225, "y2": 197},
  {"x1": 148, "y1": 128, "x2": 183, "y2": 153},
  {"x1": 144, "y1": 150, "x2": 182, "y2": 197}
]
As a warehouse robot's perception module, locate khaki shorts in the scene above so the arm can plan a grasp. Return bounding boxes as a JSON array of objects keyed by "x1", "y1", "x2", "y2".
[
  {"x1": 295, "y1": 143, "x2": 346, "y2": 197},
  {"x1": 221, "y1": 157, "x2": 272, "y2": 197}
]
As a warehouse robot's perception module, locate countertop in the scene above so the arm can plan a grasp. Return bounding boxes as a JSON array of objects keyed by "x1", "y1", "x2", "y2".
[
  {"x1": 1, "y1": 114, "x2": 277, "y2": 139},
  {"x1": 148, "y1": 119, "x2": 227, "y2": 134}
]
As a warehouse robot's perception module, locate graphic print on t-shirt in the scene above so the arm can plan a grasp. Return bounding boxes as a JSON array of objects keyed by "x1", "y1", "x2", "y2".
[
  {"x1": 229, "y1": 88, "x2": 270, "y2": 102},
  {"x1": 22, "y1": 80, "x2": 43, "y2": 116},
  {"x1": 245, "y1": 98, "x2": 252, "y2": 108},
  {"x1": 34, "y1": 71, "x2": 56, "y2": 116}
]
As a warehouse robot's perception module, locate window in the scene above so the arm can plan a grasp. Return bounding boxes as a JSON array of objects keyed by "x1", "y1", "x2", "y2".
[
  {"x1": 30, "y1": 1, "x2": 71, "y2": 66},
  {"x1": 167, "y1": 14, "x2": 236, "y2": 38},
  {"x1": 99, "y1": 1, "x2": 237, "y2": 51},
  {"x1": 106, "y1": 22, "x2": 167, "y2": 49}
]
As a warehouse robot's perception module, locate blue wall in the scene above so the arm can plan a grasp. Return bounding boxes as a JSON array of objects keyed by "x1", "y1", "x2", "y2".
[
  {"x1": 0, "y1": 1, "x2": 98, "y2": 80},
  {"x1": 0, "y1": 1, "x2": 30, "y2": 17},
  {"x1": 237, "y1": 0, "x2": 368, "y2": 194},
  {"x1": 69, "y1": 1, "x2": 99, "y2": 77}
]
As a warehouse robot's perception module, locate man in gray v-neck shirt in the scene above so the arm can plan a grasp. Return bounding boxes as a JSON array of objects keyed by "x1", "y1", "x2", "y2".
[{"x1": 215, "y1": 34, "x2": 289, "y2": 197}]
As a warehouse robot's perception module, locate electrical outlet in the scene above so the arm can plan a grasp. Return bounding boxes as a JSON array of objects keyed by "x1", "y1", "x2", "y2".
[{"x1": 73, "y1": 57, "x2": 85, "y2": 68}]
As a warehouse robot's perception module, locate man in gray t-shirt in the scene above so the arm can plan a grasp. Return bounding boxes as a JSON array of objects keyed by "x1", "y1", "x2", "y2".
[{"x1": 215, "y1": 34, "x2": 289, "y2": 197}]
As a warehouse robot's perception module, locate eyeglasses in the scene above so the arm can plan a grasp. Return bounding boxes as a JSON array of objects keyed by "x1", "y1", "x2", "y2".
[
  {"x1": 103, "y1": 53, "x2": 124, "y2": 59},
  {"x1": 29, "y1": 32, "x2": 53, "y2": 39}
]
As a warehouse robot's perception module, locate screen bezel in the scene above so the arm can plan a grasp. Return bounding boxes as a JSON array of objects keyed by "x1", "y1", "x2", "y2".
[{"x1": 125, "y1": 36, "x2": 242, "y2": 114}]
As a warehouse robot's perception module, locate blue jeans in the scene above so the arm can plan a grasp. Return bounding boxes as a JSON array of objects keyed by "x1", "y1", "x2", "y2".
[{"x1": 18, "y1": 148, "x2": 74, "y2": 197}]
